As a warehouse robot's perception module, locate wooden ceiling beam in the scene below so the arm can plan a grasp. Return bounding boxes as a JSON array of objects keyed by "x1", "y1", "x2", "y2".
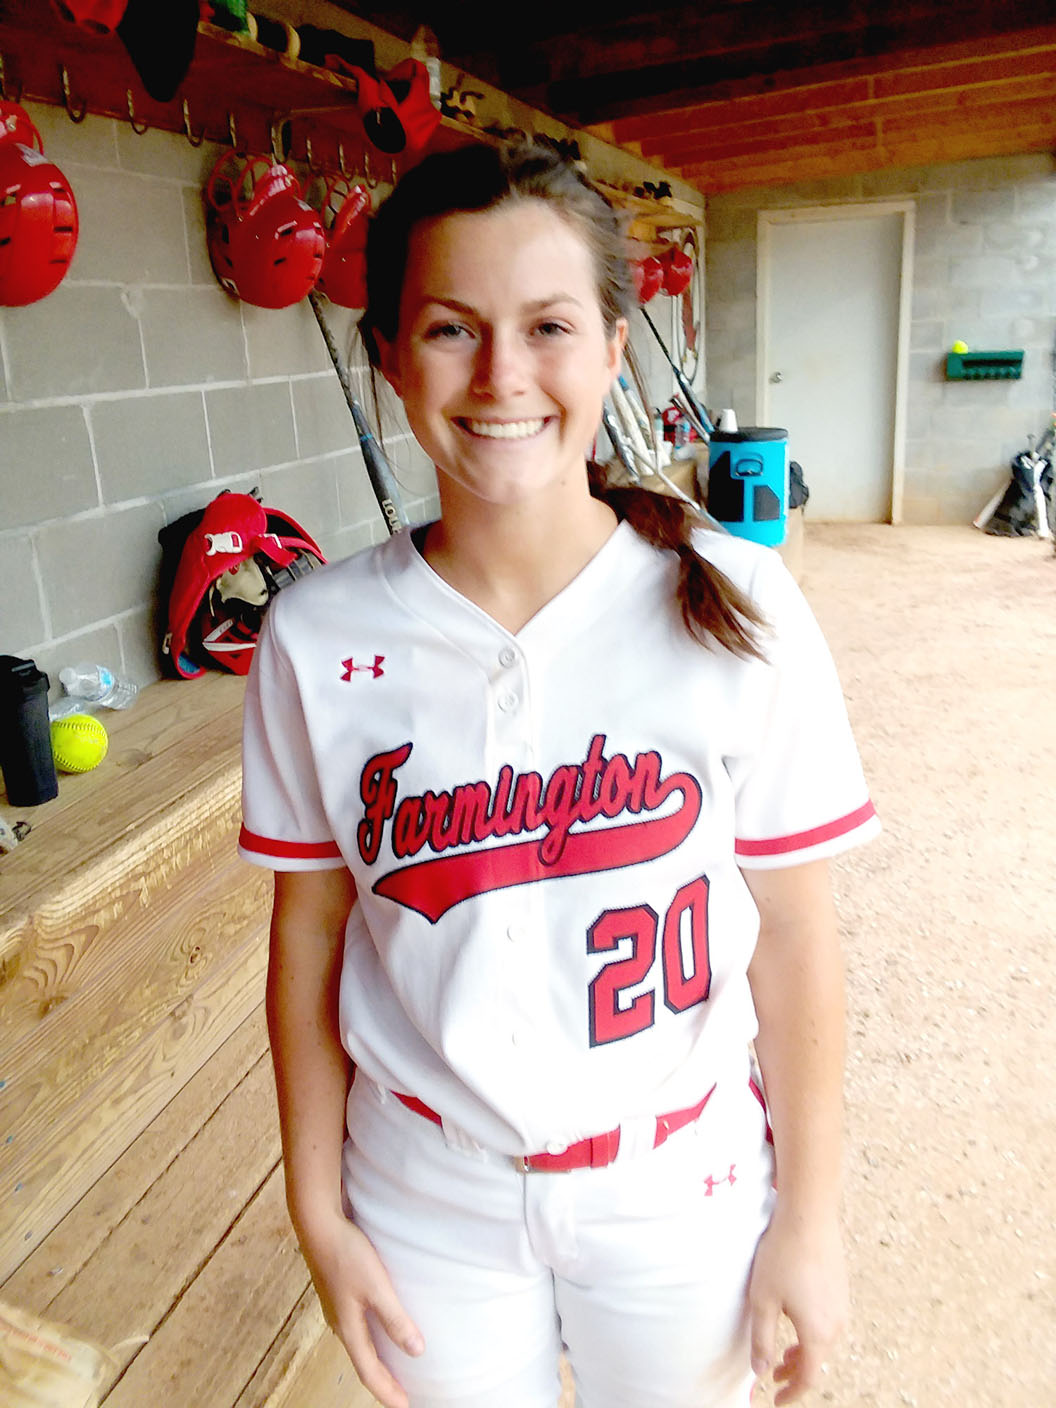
[
  {"x1": 569, "y1": 20, "x2": 1056, "y2": 127},
  {"x1": 620, "y1": 40, "x2": 1056, "y2": 151},
  {"x1": 681, "y1": 121, "x2": 1056, "y2": 192},
  {"x1": 650, "y1": 71, "x2": 1056, "y2": 167}
]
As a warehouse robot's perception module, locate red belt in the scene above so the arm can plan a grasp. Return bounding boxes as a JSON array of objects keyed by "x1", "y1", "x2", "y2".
[{"x1": 394, "y1": 1086, "x2": 716, "y2": 1172}]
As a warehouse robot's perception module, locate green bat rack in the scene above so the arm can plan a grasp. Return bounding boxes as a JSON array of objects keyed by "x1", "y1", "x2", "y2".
[{"x1": 945, "y1": 349, "x2": 1024, "y2": 380}]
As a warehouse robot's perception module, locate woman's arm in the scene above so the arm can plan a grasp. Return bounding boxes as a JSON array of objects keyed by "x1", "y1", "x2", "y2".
[
  {"x1": 742, "y1": 858, "x2": 850, "y2": 1406},
  {"x1": 267, "y1": 869, "x2": 424, "y2": 1408}
]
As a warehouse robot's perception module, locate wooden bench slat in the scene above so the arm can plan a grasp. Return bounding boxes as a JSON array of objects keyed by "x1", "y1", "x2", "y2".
[
  {"x1": 1, "y1": 926, "x2": 268, "y2": 1280},
  {"x1": 100, "y1": 1166, "x2": 308, "y2": 1408},
  {"x1": 41, "y1": 1053, "x2": 280, "y2": 1396},
  {"x1": 1, "y1": 1005, "x2": 269, "y2": 1310}
]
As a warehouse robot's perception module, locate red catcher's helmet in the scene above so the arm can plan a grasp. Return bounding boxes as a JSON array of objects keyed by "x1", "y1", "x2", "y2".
[
  {"x1": 0, "y1": 142, "x2": 79, "y2": 306},
  {"x1": 316, "y1": 181, "x2": 370, "y2": 309},
  {"x1": 634, "y1": 256, "x2": 664, "y2": 305},
  {"x1": 205, "y1": 153, "x2": 324, "y2": 309},
  {"x1": 660, "y1": 245, "x2": 694, "y2": 297}
]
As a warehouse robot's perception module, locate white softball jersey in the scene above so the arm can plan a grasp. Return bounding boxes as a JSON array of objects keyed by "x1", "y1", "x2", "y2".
[{"x1": 240, "y1": 521, "x2": 879, "y2": 1156}]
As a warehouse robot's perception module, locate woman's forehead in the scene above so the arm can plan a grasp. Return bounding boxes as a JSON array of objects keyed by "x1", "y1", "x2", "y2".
[{"x1": 401, "y1": 202, "x2": 599, "y2": 307}]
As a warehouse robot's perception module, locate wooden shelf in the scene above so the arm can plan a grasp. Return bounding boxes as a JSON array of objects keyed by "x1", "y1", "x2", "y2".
[{"x1": 0, "y1": 1, "x2": 691, "y2": 205}]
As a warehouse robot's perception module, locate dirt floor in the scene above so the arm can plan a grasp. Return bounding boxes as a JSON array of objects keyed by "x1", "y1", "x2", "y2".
[{"x1": 748, "y1": 522, "x2": 1056, "y2": 1408}]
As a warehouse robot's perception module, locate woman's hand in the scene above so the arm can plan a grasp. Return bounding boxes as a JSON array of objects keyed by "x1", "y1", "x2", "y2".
[
  {"x1": 296, "y1": 1204, "x2": 425, "y2": 1408},
  {"x1": 747, "y1": 1205, "x2": 849, "y2": 1404}
]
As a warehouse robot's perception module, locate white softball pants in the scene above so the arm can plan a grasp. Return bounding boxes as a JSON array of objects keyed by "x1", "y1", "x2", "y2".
[{"x1": 341, "y1": 1070, "x2": 775, "y2": 1408}]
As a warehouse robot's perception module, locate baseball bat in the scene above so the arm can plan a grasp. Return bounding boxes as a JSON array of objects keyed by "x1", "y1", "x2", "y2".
[
  {"x1": 640, "y1": 306, "x2": 715, "y2": 438},
  {"x1": 310, "y1": 291, "x2": 410, "y2": 536}
]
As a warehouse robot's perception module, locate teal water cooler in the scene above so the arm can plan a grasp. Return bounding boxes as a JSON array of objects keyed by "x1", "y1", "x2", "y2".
[{"x1": 706, "y1": 428, "x2": 789, "y2": 546}]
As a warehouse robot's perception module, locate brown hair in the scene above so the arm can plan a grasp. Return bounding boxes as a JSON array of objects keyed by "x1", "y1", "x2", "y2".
[{"x1": 360, "y1": 141, "x2": 768, "y2": 659}]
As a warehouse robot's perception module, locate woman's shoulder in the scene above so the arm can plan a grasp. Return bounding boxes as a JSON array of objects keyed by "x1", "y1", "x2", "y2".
[
  {"x1": 688, "y1": 524, "x2": 791, "y2": 598},
  {"x1": 267, "y1": 527, "x2": 413, "y2": 623}
]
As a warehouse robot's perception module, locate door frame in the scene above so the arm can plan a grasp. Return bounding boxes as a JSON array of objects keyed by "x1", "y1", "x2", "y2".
[{"x1": 755, "y1": 202, "x2": 916, "y2": 524}]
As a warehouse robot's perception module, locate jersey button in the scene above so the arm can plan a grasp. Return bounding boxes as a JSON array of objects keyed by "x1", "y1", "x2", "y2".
[
  {"x1": 545, "y1": 1139, "x2": 566, "y2": 1155},
  {"x1": 506, "y1": 923, "x2": 523, "y2": 942},
  {"x1": 497, "y1": 692, "x2": 518, "y2": 712},
  {"x1": 498, "y1": 646, "x2": 517, "y2": 668}
]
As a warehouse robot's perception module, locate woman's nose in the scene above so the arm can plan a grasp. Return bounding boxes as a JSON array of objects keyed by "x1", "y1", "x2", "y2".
[{"x1": 470, "y1": 330, "x2": 527, "y2": 399}]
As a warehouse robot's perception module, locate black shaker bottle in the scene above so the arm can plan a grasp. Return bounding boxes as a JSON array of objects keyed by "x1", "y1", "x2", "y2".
[{"x1": 0, "y1": 655, "x2": 59, "y2": 806}]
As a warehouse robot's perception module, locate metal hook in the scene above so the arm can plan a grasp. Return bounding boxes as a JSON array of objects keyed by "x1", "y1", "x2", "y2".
[
  {"x1": 0, "y1": 54, "x2": 17, "y2": 103},
  {"x1": 337, "y1": 140, "x2": 350, "y2": 180},
  {"x1": 182, "y1": 98, "x2": 204, "y2": 147},
  {"x1": 126, "y1": 89, "x2": 149, "y2": 134},
  {"x1": 270, "y1": 115, "x2": 290, "y2": 165},
  {"x1": 60, "y1": 66, "x2": 87, "y2": 123},
  {"x1": 363, "y1": 146, "x2": 376, "y2": 187},
  {"x1": 304, "y1": 135, "x2": 321, "y2": 174},
  {"x1": 228, "y1": 110, "x2": 241, "y2": 151}
]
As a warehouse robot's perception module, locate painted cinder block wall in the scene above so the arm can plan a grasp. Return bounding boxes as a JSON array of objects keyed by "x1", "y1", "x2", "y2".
[
  {"x1": 0, "y1": 99, "x2": 695, "y2": 696},
  {"x1": 705, "y1": 153, "x2": 1056, "y2": 525},
  {"x1": 0, "y1": 99, "x2": 441, "y2": 696}
]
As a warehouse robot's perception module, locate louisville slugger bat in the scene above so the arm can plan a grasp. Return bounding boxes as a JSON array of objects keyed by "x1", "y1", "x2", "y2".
[
  {"x1": 640, "y1": 306, "x2": 715, "y2": 438},
  {"x1": 310, "y1": 291, "x2": 410, "y2": 536}
]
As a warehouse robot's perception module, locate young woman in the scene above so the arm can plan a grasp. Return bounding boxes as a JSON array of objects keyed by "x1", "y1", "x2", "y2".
[{"x1": 239, "y1": 141, "x2": 879, "y2": 1408}]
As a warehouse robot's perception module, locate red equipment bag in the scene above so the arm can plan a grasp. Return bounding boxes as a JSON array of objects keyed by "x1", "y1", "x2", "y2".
[{"x1": 158, "y1": 490, "x2": 325, "y2": 679}]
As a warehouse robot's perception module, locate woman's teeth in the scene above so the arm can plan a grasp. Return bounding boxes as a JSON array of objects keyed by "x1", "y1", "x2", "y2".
[{"x1": 462, "y1": 418, "x2": 545, "y2": 440}]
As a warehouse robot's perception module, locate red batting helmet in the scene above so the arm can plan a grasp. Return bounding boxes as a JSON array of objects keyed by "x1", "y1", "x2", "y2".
[{"x1": 0, "y1": 142, "x2": 79, "y2": 306}]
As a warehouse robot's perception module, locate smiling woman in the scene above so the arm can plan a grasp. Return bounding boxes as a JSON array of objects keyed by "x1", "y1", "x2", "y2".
[{"x1": 238, "y1": 140, "x2": 880, "y2": 1408}]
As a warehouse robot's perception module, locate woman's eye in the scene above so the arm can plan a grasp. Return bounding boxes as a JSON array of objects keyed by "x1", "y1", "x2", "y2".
[
  {"x1": 534, "y1": 320, "x2": 570, "y2": 338},
  {"x1": 425, "y1": 322, "x2": 469, "y2": 341}
]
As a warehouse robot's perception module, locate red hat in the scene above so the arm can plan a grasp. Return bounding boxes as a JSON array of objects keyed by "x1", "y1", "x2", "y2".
[
  {"x1": 54, "y1": 0, "x2": 199, "y2": 103},
  {"x1": 347, "y1": 59, "x2": 441, "y2": 156}
]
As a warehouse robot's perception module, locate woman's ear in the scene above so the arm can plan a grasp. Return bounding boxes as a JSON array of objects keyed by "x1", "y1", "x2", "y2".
[
  {"x1": 373, "y1": 331, "x2": 403, "y2": 397},
  {"x1": 607, "y1": 317, "x2": 629, "y2": 383}
]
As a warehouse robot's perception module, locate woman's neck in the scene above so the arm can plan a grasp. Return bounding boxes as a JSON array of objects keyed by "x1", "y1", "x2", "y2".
[{"x1": 422, "y1": 481, "x2": 619, "y2": 634}]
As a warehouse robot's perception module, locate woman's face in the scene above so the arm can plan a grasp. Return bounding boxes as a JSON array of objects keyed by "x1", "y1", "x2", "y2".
[{"x1": 378, "y1": 201, "x2": 627, "y2": 513}]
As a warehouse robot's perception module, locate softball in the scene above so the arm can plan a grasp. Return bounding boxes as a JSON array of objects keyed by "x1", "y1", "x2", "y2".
[
  {"x1": 50, "y1": 714, "x2": 109, "y2": 774},
  {"x1": 951, "y1": 340, "x2": 969, "y2": 354}
]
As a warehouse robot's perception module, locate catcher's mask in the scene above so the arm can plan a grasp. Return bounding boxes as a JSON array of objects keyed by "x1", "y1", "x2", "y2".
[{"x1": 205, "y1": 154, "x2": 325, "y2": 309}]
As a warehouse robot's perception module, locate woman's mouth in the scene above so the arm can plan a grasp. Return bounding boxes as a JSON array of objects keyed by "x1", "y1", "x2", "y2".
[{"x1": 457, "y1": 417, "x2": 548, "y2": 440}]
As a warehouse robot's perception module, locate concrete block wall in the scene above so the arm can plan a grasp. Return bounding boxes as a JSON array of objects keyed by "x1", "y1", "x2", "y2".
[
  {"x1": 705, "y1": 153, "x2": 1056, "y2": 524},
  {"x1": 0, "y1": 100, "x2": 439, "y2": 697}
]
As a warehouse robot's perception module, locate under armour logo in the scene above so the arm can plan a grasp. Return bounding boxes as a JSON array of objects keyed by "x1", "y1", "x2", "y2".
[
  {"x1": 703, "y1": 1164, "x2": 737, "y2": 1197},
  {"x1": 341, "y1": 654, "x2": 385, "y2": 681}
]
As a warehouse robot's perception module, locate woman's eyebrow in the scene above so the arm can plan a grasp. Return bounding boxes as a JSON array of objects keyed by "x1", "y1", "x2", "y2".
[{"x1": 418, "y1": 294, "x2": 584, "y2": 314}]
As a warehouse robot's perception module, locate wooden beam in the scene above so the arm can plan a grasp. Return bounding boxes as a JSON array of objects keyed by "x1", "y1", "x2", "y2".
[
  {"x1": 578, "y1": 23, "x2": 1056, "y2": 129},
  {"x1": 626, "y1": 43, "x2": 1056, "y2": 154},
  {"x1": 681, "y1": 122, "x2": 1056, "y2": 192},
  {"x1": 652, "y1": 71, "x2": 1056, "y2": 168}
]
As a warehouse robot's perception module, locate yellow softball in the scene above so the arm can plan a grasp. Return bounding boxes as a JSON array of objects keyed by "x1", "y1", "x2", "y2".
[
  {"x1": 951, "y1": 340, "x2": 968, "y2": 354},
  {"x1": 50, "y1": 714, "x2": 109, "y2": 773}
]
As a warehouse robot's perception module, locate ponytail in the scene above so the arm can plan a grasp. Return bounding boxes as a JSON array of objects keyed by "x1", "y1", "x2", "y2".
[{"x1": 587, "y1": 462, "x2": 769, "y2": 660}]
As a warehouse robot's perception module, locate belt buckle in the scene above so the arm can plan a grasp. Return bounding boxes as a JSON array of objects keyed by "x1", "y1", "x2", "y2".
[{"x1": 514, "y1": 1153, "x2": 571, "y2": 1174}]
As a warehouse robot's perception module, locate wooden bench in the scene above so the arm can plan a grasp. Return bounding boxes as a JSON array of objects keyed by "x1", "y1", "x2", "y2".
[{"x1": 0, "y1": 673, "x2": 377, "y2": 1407}]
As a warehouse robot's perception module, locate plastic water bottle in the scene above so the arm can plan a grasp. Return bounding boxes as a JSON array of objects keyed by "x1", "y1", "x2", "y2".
[{"x1": 51, "y1": 663, "x2": 138, "y2": 719}]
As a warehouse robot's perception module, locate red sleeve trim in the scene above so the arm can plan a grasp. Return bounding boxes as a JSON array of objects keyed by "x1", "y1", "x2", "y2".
[
  {"x1": 735, "y1": 800, "x2": 877, "y2": 858},
  {"x1": 238, "y1": 825, "x2": 342, "y2": 860}
]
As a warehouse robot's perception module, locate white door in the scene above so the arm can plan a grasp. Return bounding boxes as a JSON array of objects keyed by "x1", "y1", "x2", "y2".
[{"x1": 759, "y1": 207, "x2": 911, "y2": 522}]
